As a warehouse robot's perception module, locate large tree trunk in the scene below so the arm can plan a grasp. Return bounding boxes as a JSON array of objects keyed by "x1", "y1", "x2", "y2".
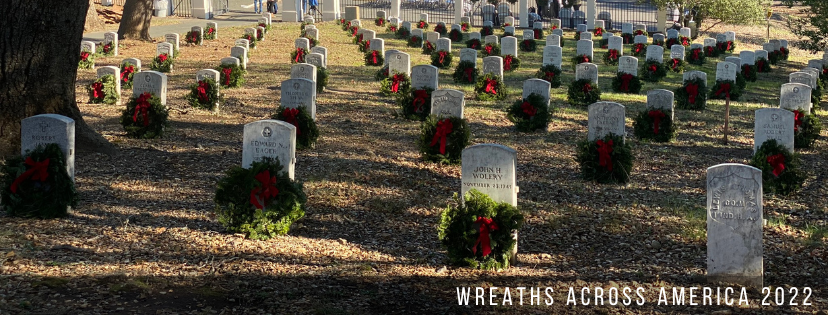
[
  {"x1": 118, "y1": 0, "x2": 154, "y2": 40},
  {"x1": 0, "y1": 0, "x2": 116, "y2": 156},
  {"x1": 84, "y1": 0, "x2": 105, "y2": 32}
]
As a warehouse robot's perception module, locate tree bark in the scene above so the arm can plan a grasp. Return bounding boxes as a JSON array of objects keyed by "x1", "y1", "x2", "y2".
[
  {"x1": 118, "y1": 0, "x2": 154, "y2": 41},
  {"x1": 0, "y1": 0, "x2": 116, "y2": 156},
  {"x1": 84, "y1": 0, "x2": 105, "y2": 32}
]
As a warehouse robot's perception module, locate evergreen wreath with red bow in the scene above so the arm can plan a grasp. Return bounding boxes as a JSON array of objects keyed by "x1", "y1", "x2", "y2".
[
  {"x1": 466, "y1": 38, "x2": 482, "y2": 50},
  {"x1": 603, "y1": 49, "x2": 620, "y2": 65},
  {"x1": 461, "y1": 22, "x2": 470, "y2": 32},
  {"x1": 571, "y1": 54, "x2": 592, "y2": 71},
  {"x1": 150, "y1": 53, "x2": 173, "y2": 73},
  {"x1": 88, "y1": 74, "x2": 119, "y2": 105},
  {"x1": 533, "y1": 28, "x2": 544, "y2": 40},
  {"x1": 380, "y1": 71, "x2": 412, "y2": 96},
  {"x1": 395, "y1": 26, "x2": 411, "y2": 39},
  {"x1": 204, "y1": 25, "x2": 216, "y2": 40},
  {"x1": 214, "y1": 158, "x2": 306, "y2": 240},
  {"x1": 475, "y1": 73, "x2": 507, "y2": 101},
  {"x1": 78, "y1": 50, "x2": 95, "y2": 69},
  {"x1": 741, "y1": 63, "x2": 758, "y2": 82},
  {"x1": 374, "y1": 65, "x2": 389, "y2": 81},
  {"x1": 631, "y1": 43, "x2": 646, "y2": 57},
  {"x1": 417, "y1": 115, "x2": 470, "y2": 164},
  {"x1": 408, "y1": 35, "x2": 424, "y2": 48},
  {"x1": 675, "y1": 77, "x2": 708, "y2": 110},
  {"x1": 120, "y1": 92, "x2": 168, "y2": 139},
  {"x1": 397, "y1": 87, "x2": 434, "y2": 120},
  {"x1": 575, "y1": 133, "x2": 633, "y2": 184},
  {"x1": 449, "y1": 28, "x2": 463, "y2": 42},
  {"x1": 768, "y1": 50, "x2": 781, "y2": 65},
  {"x1": 779, "y1": 46, "x2": 789, "y2": 60},
  {"x1": 756, "y1": 57, "x2": 771, "y2": 73},
  {"x1": 434, "y1": 23, "x2": 448, "y2": 36},
  {"x1": 535, "y1": 64, "x2": 562, "y2": 88},
  {"x1": 185, "y1": 30, "x2": 202, "y2": 45},
  {"x1": 507, "y1": 93, "x2": 552, "y2": 132},
  {"x1": 716, "y1": 40, "x2": 736, "y2": 54},
  {"x1": 452, "y1": 61, "x2": 479, "y2": 85},
  {"x1": 241, "y1": 34, "x2": 257, "y2": 48},
  {"x1": 375, "y1": 17, "x2": 385, "y2": 26},
  {"x1": 633, "y1": 29, "x2": 648, "y2": 37},
  {"x1": 422, "y1": 40, "x2": 436, "y2": 55},
  {"x1": 665, "y1": 58, "x2": 685, "y2": 73},
  {"x1": 417, "y1": 20, "x2": 429, "y2": 30},
  {"x1": 357, "y1": 38, "x2": 369, "y2": 53},
  {"x1": 437, "y1": 189, "x2": 524, "y2": 270},
  {"x1": 592, "y1": 27, "x2": 604, "y2": 37},
  {"x1": 273, "y1": 106, "x2": 319, "y2": 149},
  {"x1": 186, "y1": 77, "x2": 221, "y2": 111},
  {"x1": 567, "y1": 79, "x2": 602, "y2": 106},
  {"x1": 348, "y1": 25, "x2": 359, "y2": 37},
  {"x1": 791, "y1": 109, "x2": 822, "y2": 148},
  {"x1": 98, "y1": 41, "x2": 116, "y2": 56},
  {"x1": 704, "y1": 45, "x2": 719, "y2": 57},
  {"x1": 364, "y1": 49, "x2": 384, "y2": 66},
  {"x1": 653, "y1": 37, "x2": 665, "y2": 47},
  {"x1": 480, "y1": 25, "x2": 494, "y2": 36},
  {"x1": 709, "y1": 79, "x2": 742, "y2": 100},
  {"x1": 387, "y1": 23, "x2": 398, "y2": 33},
  {"x1": 519, "y1": 39, "x2": 537, "y2": 52},
  {"x1": 573, "y1": 31, "x2": 582, "y2": 41},
  {"x1": 748, "y1": 139, "x2": 806, "y2": 195},
  {"x1": 1, "y1": 144, "x2": 77, "y2": 219},
  {"x1": 633, "y1": 108, "x2": 675, "y2": 142},
  {"x1": 611, "y1": 72, "x2": 642, "y2": 94},
  {"x1": 599, "y1": 38, "x2": 609, "y2": 49},
  {"x1": 621, "y1": 33, "x2": 633, "y2": 44},
  {"x1": 120, "y1": 61, "x2": 136, "y2": 89},
  {"x1": 481, "y1": 43, "x2": 500, "y2": 57},
  {"x1": 640, "y1": 59, "x2": 667, "y2": 82},
  {"x1": 686, "y1": 47, "x2": 705, "y2": 65},
  {"x1": 315, "y1": 66, "x2": 329, "y2": 93},
  {"x1": 305, "y1": 35, "x2": 318, "y2": 48},
  {"x1": 215, "y1": 63, "x2": 245, "y2": 88},
  {"x1": 259, "y1": 22, "x2": 271, "y2": 33}
]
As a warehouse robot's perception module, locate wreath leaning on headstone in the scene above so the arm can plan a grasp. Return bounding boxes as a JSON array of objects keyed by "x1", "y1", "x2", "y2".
[
  {"x1": 780, "y1": 46, "x2": 789, "y2": 60},
  {"x1": 631, "y1": 43, "x2": 646, "y2": 57},
  {"x1": 704, "y1": 45, "x2": 718, "y2": 57},
  {"x1": 481, "y1": 43, "x2": 500, "y2": 57},
  {"x1": 1, "y1": 143, "x2": 78, "y2": 219},
  {"x1": 380, "y1": 71, "x2": 411, "y2": 96},
  {"x1": 417, "y1": 20, "x2": 429, "y2": 30},
  {"x1": 291, "y1": 47, "x2": 308, "y2": 64},
  {"x1": 453, "y1": 61, "x2": 479, "y2": 85},
  {"x1": 120, "y1": 92, "x2": 168, "y2": 139},
  {"x1": 653, "y1": 38, "x2": 664, "y2": 47},
  {"x1": 567, "y1": 79, "x2": 601, "y2": 106},
  {"x1": 519, "y1": 39, "x2": 537, "y2": 52},
  {"x1": 349, "y1": 26, "x2": 359, "y2": 37},
  {"x1": 749, "y1": 139, "x2": 806, "y2": 195},
  {"x1": 533, "y1": 27, "x2": 544, "y2": 39},
  {"x1": 686, "y1": 47, "x2": 705, "y2": 65},
  {"x1": 87, "y1": 74, "x2": 119, "y2": 105},
  {"x1": 120, "y1": 61, "x2": 136, "y2": 89},
  {"x1": 216, "y1": 63, "x2": 246, "y2": 88},
  {"x1": 709, "y1": 79, "x2": 741, "y2": 101},
  {"x1": 375, "y1": 17, "x2": 385, "y2": 26},
  {"x1": 741, "y1": 64, "x2": 758, "y2": 82},
  {"x1": 461, "y1": 22, "x2": 470, "y2": 32},
  {"x1": 357, "y1": 39, "x2": 369, "y2": 53},
  {"x1": 633, "y1": 108, "x2": 676, "y2": 142},
  {"x1": 365, "y1": 50, "x2": 384, "y2": 66},
  {"x1": 811, "y1": 80, "x2": 824, "y2": 108},
  {"x1": 422, "y1": 40, "x2": 436, "y2": 55},
  {"x1": 214, "y1": 158, "x2": 306, "y2": 240},
  {"x1": 611, "y1": 72, "x2": 642, "y2": 94},
  {"x1": 397, "y1": 87, "x2": 434, "y2": 121},
  {"x1": 640, "y1": 59, "x2": 667, "y2": 82},
  {"x1": 273, "y1": 106, "x2": 319, "y2": 150},
  {"x1": 315, "y1": 66, "x2": 329, "y2": 93},
  {"x1": 305, "y1": 35, "x2": 318, "y2": 48},
  {"x1": 466, "y1": 38, "x2": 482, "y2": 50},
  {"x1": 599, "y1": 38, "x2": 609, "y2": 49},
  {"x1": 186, "y1": 77, "x2": 221, "y2": 111},
  {"x1": 634, "y1": 29, "x2": 648, "y2": 38},
  {"x1": 756, "y1": 57, "x2": 771, "y2": 73},
  {"x1": 185, "y1": 30, "x2": 202, "y2": 45},
  {"x1": 475, "y1": 73, "x2": 507, "y2": 101},
  {"x1": 98, "y1": 42, "x2": 115, "y2": 56},
  {"x1": 78, "y1": 50, "x2": 95, "y2": 69},
  {"x1": 374, "y1": 66, "x2": 389, "y2": 81},
  {"x1": 574, "y1": 31, "x2": 582, "y2": 41},
  {"x1": 241, "y1": 34, "x2": 257, "y2": 48},
  {"x1": 571, "y1": 54, "x2": 592, "y2": 71},
  {"x1": 408, "y1": 35, "x2": 423, "y2": 48},
  {"x1": 665, "y1": 58, "x2": 685, "y2": 73},
  {"x1": 735, "y1": 70, "x2": 747, "y2": 91},
  {"x1": 434, "y1": 23, "x2": 448, "y2": 36},
  {"x1": 204, "y1": 25, "x2": 216, "y2": 40},
  {"x1": 437, "y1": 190, "x2": 524, "y2": 270},
  {"x1": 417, "y1": 115, "x2": 470, "y2": 164},
  {"x1": 535, "y1": 64, "x2": 562, "y2": 88},
  {"x1": 150, "y1": 53, "x2": 173, "y2": 73},
  {"x1": 603, "y1": 49, "x2": 620, "y2": 65},
  {"x1": 507, "y1": 93, "x2": 552, "y2": 132},
  {"x1": 503, "y1": 55, "x2": 520, "y2": 72},
  {"x1": 621, "y1": 33, "x2": 633, "y2": 44},
  {"x1": 678, "y1": 36, "x2": 691, "y2": 47},
  {"x1": 717, "y1": 40, "x2": 736, "y2": 54},
  {"x1": 675, "y1": 77, "x2": 708, "y2": 110},
  {"x1": 341, "y1": 20, "x2": 351, "y2": 31},
  {"x1": 387, "y1": 24, "x2": 398, "y2": 34},
  {"x1": 480, "y1": 26, "x2": 494, "y2": 36},
  {"x1": 394, "y1": 26, "x2": 410, "y2": 39},
  {"x1": 665, "y1": 38, "x2": 680, "y2": 49},
  {"x1": 792, "y1": 109, "x2": 822, "y2": 148},
  {"x1": 768, "y1": 50, "x2": 781, "y2": 65},
  {"x1": 431, "y1": 50, "x2": 453, "y2": 68},
  {"x1": 575, "y1": 133, "x2": 633, "y2": 184},
  {"x1": 449, "y1": 29, "x2": 463, "y2": 42},
  {"x1": 258, "y1": 22, "x2": 271, "y2": 33}
]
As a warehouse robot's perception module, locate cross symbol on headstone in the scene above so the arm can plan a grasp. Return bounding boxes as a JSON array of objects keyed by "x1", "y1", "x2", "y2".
[{"x1": 39, "y1": 122, "x2": 49, "y2": 133}]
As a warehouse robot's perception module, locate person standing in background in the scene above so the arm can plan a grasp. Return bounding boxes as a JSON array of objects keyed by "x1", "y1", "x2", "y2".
[{"x1": 254, "y1": 0, "x2": 264, "y2": 13}]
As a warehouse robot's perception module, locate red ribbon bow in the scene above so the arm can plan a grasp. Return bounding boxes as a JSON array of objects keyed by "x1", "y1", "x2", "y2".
[
  {"x1": 793, "y1": 110, "x2": 803, "y2": 132},
  {"x1": 544, "y1": 72, "x2": 555, "y2": 80},
  {"x1": 412, "y1": 89, "x2": 429, "y2": 112},
  {"x1": 472, "y1": 216, "x2": 498, "y2": 257},
  {"x1": 706, "y1": 46, "x2": 714, "y2": 56},
  {"x1": 81, "y1": 51, "x2": 89, "y2": 61},
  {"x1": 158, "y1": 53, "x2": 168, "y2": 63},
  {"x1": 692, "y1": 49, "x2": 700, "y2": 60},
  {"x1": 726, "y1": 41, "x2": 732, "y2": 51},
  {"x1": 207, "y1": 28, "x2": 214, "y2": 34},
  {"x1": 103, "y1": 43, "x2": 112, "y2": 53},
  {"x1": 352, "y1": 26, "x2": 358, "y2": 36},
  {"x1": 371, "y1": 50, "x2": 378, "y2": 65},
  {"x1": 10, "y1": 157, "x2": 50, "y2": 194},
  {"x1": 533, "y1": 29, "x2": 541, "y2": 39},
  {"x1": 521, "y1": 101, "x2": 537, "y2": 117},
  {"x1": 471, "y1": 41, "x2": 479, "y2": 49},
  {"x1": 595, "y1": 28, "x2": 603, "y2": 36},
  {"x1": 484, "y1": 45, "x2": 493, "y2": 55},
  {"x1": 484, "y1": 78, "x2": 498, "y2": 94},
  {"x1": 282, "y1": 108, "x2": 301, "y2": 135},
  {"x1": 92, "y1": 82, "x2": 104, "y2": 99},
  {"x1": 250, "y1": 170, "x2": 279, "y2": 209},
  {"x1": 551, "y1": 25, "x2": 558, "y2": 30},
  {"x1": 419, "y1": 21, "x2": 426, "y2": 28},
  {"x1": 758, "y1": 60, "x2": 766, "y2": 72},
  {"x1": 596, "y1": 139, "x2": 614, "y2": 171},
  {"x1": 609, "y1": 49, "x2": 618, "y2": 60},
  {"x1": 438, "y1": 51, "x2": 447, "y2": 64},
  {"x1": 681, "y1": 38, "x2": 689, "y2": 46},
  {"x1": 295, "y1": 48, "x2": 305, "y2": 62},
  {"x1": 133, "y1": 92, "x2": 152, "y2": 127},
  {"x1": 620, "y1": 73, "x2": 633, "y2": 92},
  {"x1": 648, "y1": 110, "x2": 666, "y2": 134},
  {"x1": 714, "y1": 83, "x2": 731, "y2": 99},
  {"x1": 391, "y1": 74, "x2": 403, "y2": 93},
  {"x1": 582, "y1": 83, "x2": 593, "y2": 94},
  {"x1": 581, "y1": 55, "x2": 590, "y2": 63},
  {"x1": 634, "y1": 44, "x2": 643, "y2": 54},
  {"x1": 197, "y1": 80, "x2": 210, "y2": 103},
  {"x1": 649, "y1": 64, "x2": 658, "y2": 74},
  {"x1": 685, "y1": 83, "x2": 699, "y2": 104},
  {"x1": 465, "y1": 68, "x2": 474, "y2": 82},
  {"x1": 671, "y1": 58, "x2": 680, "y2": 70},
  {"x1": 121, "y1": 65, "x2": 134, "y2": 83},
  {"x1": 767, "y1": 154, "x2": 785, "y2": 177},
  {"x1": 742, "y1": 64, "x2": 751, "y2": 77},
  {"x1": 504, "y1": 55, "x2": 513, "y2": 71},
  {"x1": 430, "y1": 119, "x2": 453, "y2": 155},
  {"x1": 222, "y1": 67, "x2": 232, "y2": 86}
]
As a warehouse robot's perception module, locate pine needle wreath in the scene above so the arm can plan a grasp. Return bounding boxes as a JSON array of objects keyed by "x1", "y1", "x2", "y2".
[
  {"x1": 592, "y1": 27, "x2": 604, "y2": 38},
  {"x1": 120, "y1": 92, "x2": 168, "y2": 139},
  {"x1": 380, "y1": 71, "x2": 411, "y2": 96},
  {"x1": 811, "y1": 80, "x2": 823, "y2": 108},
  {"x1": 503, "y1": 55, "x2": 520, "y2": 72},
  {"x1": 301, "y1": 21, "x2": 314, "y2": 32},
  {"x1": 349, "y1": 26, "x2": 359, "y2": 37},
  {"x1": 633, "y1": 29, "x2": 648, "y2": 38},
  {"x1": 88, "y1": 74, "x2": 119, "y2": 105},
  {"x1": 337, "y1": 18, "x2": 346, "y2": 26},
  {"x1": 357, "y1": 39, "x2": 369, "y2": 53},
  {"x1": 186, "y1": 77, "x2": 221, "y2": 111},
  {"x1": 290, "y1": 47, "x2": 309, "y2": 64},
  {"x1": 570, "y1": 54, "x2": 592, "y2": 71},
  {"x1": 449, "y1": 29, "x2": 463, "y2": 42},
  {"x1": 466, "y1": 38, "x2": 482, "y2": 50},
  {"x1": 686, "y1": 48, "x2": 705, "y2": 65},
  {"x1": 575, "y1": 133, "x2": 633, "y2": 184},
  {"x1": 214, "y1": 158, "x2": 306, "y2": 240},
  {"x1": 396, "y1": 88, "x2": 434, "y2": 120},
  {"x1": 150, "y1": 53, "x2": 173, "y2": 73},
  {"x1": 675, "y1": 77, "x2": 708, "y2": 110},
  {"x1": 481, "y1": 26, "x2": 494, "y2": 36},
  {"x1": 640, "y1": 59, "x2": 667, "y2": 82},
  {"x1": 792, "y1": 110, "x2": 822, "y2": 148},
  {"x1": 422, "y1": 40, "x2": 436, "y2": 54},
  {"x1": 434, "y1": 24, "x2": 448, "y2": 36},
  {"x1": 768, "y1": 50, "x2": 781, "y2": 65},
  {"x1": 437, "y1": 190, "x2": 524, "y2": 270},
  {"x1": 461, "y1": 22, "x2": 470, "y2": 32},
  {"x1": 120, "y1": 61, "x2": 136, "y2": 89},
  {"x1": 316, "y1": 67, "x2": 329, "y2": 93},
  {"x1": 374, "y1": 66, "x2": 389, "y2": 81},
  {"x1": 599, "y1": 38, "x2": 609, "y2": 49},
  {"x1": 98, "y1": 42, "x2": 116, "y2": 57},
  {"x1": 704, "y1": 45, "x2": 719, "y2": 57},
  {"x1": 395, "y1": 27, "x2": 411, "y2": 39},
  {"x1": 519, "y1": 39, "x2": 537, "y2": 52},
  {"x1": 535, "y1": 64, "x2": 562, "y2": 88},
  {"x1": 749, "y1": 139, "x2": 806, "y2": 195},
  {"x1": 1, "y1": 143, "x2": 77, "y2": 219},
  {"x1": 375, "y1": 17, "x2": 385, "y2": 26},
  {"x1": 716, "y1": 40, "x2": 736, "y2": 54},
  {"x1": 653, "y1": 38, "x2": 665, "y2": 47},
  {"x1": 78, "y1": 50, "x2": 95, "y2": 69},
  {"x1": 305, "y1": 36, "x2": 318, "y2": 48},
  {"x1": 678, "y1": 36, "x2": 691, "y2": 47},
  {"x1": 387, "y1": 24, "x2": 398, "y2": 33},
  {"x1": 611, "y1": 72, "x2": 642, "y2": 94},
  {"x1": 241, "y1": 34, "x2": 257, "y2": 48},
  {"x1": 507, "y1": 93, "x2": 551, "y2": 132},
  {"x1": 756, "y1": 57, "x2": 771, "y2": 73},
  {"x1": 273, "y1": 106, "x2": 320, "y2": 150},
  {"x1": 666, "y1": 38, "x2": 679, "y2": 49},
  {"x1": 204, "y1": 26, "x2": 216, "y2": 40},
  {"x1": 780, "y1": 46, "x2": 789, "y2": 60},
  {"x1": 352, "y1": 31, "x2": 364, "y2": 44},
  {"x1": 481, "y1": 43, "x2": 500, "y2": 57},
  {"x1": 431, "y1": 50, "x2": 453, "y2": 68},
  {"x1": 216, "y1": 64, "x2": 245, "y2": 88},
  {"x1": 341, "y1": 20, "x2": 350, "y2": 31},
  {"x1": 567, "y1": 79, "x2": 601, "y2": 106},
  {"x1": 621, "y1": 33, "x2": 633, "y2": 44},
  {"x1": 741, "y1": 64, "x2": 758, "y2": 82},
  {"x1": 709, "y1": 79, "x2": 741, "y2": 101},
  {"x1": 633, "y1": 108, "x2": 675, "y2": 142},
  {"x1": 417, "y1": 115, "x2": 470, "y2": 164},
  {"x1": 453, "y1": 61, "x2": 479, "y2": 84},
  {"x1": 185, "y1": 30, "x2": 202, "y2": 45},
  {"x1": 665, "y1": 58, "x2": 685, "y2": 73},
  {"x1": 603, "y1": 49, "x2": 620, "y2": 65},
  {"x1": 258, "y1": 22, "x2": 271, "y2": 33},
  {"x1": 408, "y1": 35, "x2": 423, "y2": 48},
  {"x1": 475, "y1": 73, "x2": 507, "y2": 101},
  {"x1": 365, "y1": 50, "x2": 384, "y2": 66},
  {"x1": 574, "y1": 31, "x2": 581, "y2": 41},
  {"x1": 417, "y1": 20, "x2": 429, "y2": 30},
  {"x1": 821, "y1": 65, "x2": 828, "y2": 82},
  {"x1": 735, "y1": 70, "x2": 747, "y2": 91},
  {"x1": 631, "y1": 43, "x2": 646, "y2": 57}
]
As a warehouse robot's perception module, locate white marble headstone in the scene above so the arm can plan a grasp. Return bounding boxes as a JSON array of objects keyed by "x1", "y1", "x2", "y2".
[
  {"x1": 542, "y1": 45, "x2": 562, "y2": 68},
  {"x1": 132, "y1": 70, "x2": 167, "y2": 105},
  {"x1": 482, "y1": 56, "x2": 503, "y2": 78},
  {"x1": 388, "y1": 51, "x2": 411, "y2": 76},
  {"x1": 461, "y1": 144, "x2": 518, "y2": 207},
  {"x1": 411, "y1": 64, "x2": 439, "y2": 90},
  {"x1": 779, "y1": 83, "x2": 812, "y2": 113},
  {"x1": 430, "y1": 89, "x2": 465, "y2": 119},
  {"x1": 618, "y1": 56, "x2": 638, "y2": 76},
  {"x1": 588, "y1": 102, "x2": 626, "y2": 141},
  {"x1": 522, "y1": 78, "x2": 551, "y2": 109},
  {"x1": 501, "y1": 36, "x2": 518, "y2": 56},
  {"x1": 21, "y1": 114, "x2": 75, "y2": 181},
  {"x1": 280, "y1": 78, "x2": 317, "y2": 119},
  {"x1": 575, "y1": 62, "x2": 599, "y2": 85},
  {"x1": 754, "y1": 108, "x2": 794, "y2": 153},
  {"x1": 242, "y1": 120, "x2": 296, "y2": 179},
  {"x1": 646, "y1": 45, "x2": 664, "y2": 63},
  {"x1": 716, "y1": 62, "x2": 737, "y2": 82}
]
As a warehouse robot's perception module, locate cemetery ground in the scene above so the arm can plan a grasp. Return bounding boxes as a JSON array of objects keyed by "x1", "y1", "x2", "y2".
[{"x1": 1, "y1": 20, "x2": 828, "y2": 314}]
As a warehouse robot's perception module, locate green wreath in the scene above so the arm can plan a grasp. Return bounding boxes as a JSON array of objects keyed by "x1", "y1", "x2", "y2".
[
  {"x1": 603, "y1": 49, "x2": 620, "y2": 66},
  {"x1": 185, "y1": 30, "x2": 202, "y2": 45},
  {"x1": 120, "y1": 61, "x2": 136, "y2": 89},
  {"x1": 481, "y1": 26, "x2": 494, "y2": 36},
  {"x1": 408, "y1": 35, "x2": 423, "y2": 48},
  {"x1": 735, "y1": 70, "x2": 747, "y2": 91},
  {"x1": 375, "y1": 17, "x2": 385, "y2": 26},
  {"x1": 575, "y1": 133, "x2": 633, "y2": 184},
  {"x1": 633, "y1": 108, "x2": 675, "y2": 142},
  {"x1": 621, "y1": 33, "x2": 633, "y2": 44},
  {"x1": 640, "y1": 59, "x2": 667, "y2": 82},
  {"x1": 150, "y1": 53, "x2": 173, "y2": 73},
  {"x1": 98, "y1": 42, "x2": 116, "y2": 57},
  {"x1": 258, "y1": 22, "x2": 271, "y2": 33},
  {"x1": 417, "y1": 20, "x2": 429, "y2": 30},
  {"x1": 571, "y1": 54, "x2": 592, "y2": 71},
  {"x1": 704, "y1": 45, "x2": 719, "y2": 57},
  {"x1": 437, "y1": 190, "x2": 524, "y2": 270},
  {"x1": 120, "y1": 92, "x2": 168, "y2": 139},
  {"x1": 316, "y1": 67, "x2": 329, "y2": 93},
  {"x1": 186, "y1": 77, "x2": 221, "y2": 111},
  {"x1": 611, "y1": 72, "x2": 642, "y2": 94},
  {"x1": 756, "y1": 57, "x2": 771, "y2": 73},
  {"x1": 675, "y1": 77, "x2": 708, "y2": 110},
  {"x1": 716, "y1": 40, "x2": 735, "y2": 54},
  {"x1": 241, "y1": 34, "x2": 257, "y2": 48},
  {"x1": 599, "y1": 38, "x2": 609, "y2": 49},
  {"x1": 665, "y1": 58, "x2": 685, "y2": 73},
  {"x1": 741, "y1": 64, "x2": 758, "y2": 82},
  {"x1": 434, "y1": 23, "x2": 448, "y2": 36},
  {"x1": 665, "y1": 38, "x2": 680, "y2": 49},
  {"x1": 352, "y1": 32, "x2": 364, "y2": 44},
  {"x1": 475, "y1": 73, "x2": 507, "y2": 101},
  {"x1": 748, "y1": 139, "x2": 806, "y2": 195},
  {"x1": 422, "y1": 40, "x2": 436, "y2": 55},
  {"x1": 348, "y1": 26, "x2": 359, "y2": 37},
  {"x1": 792, "y1": 110, "x2": 822, "y2": 148},
  {"x1": 78, "y1": 50, "x2": 95, "y2": 69},
  {"x1": 507, "y1": 93, "x2": 551, "y2": 132},
  {"x1": 677, "y1": 36, "x2": 691, "y2": 47},
  {"x1": 453, "y1": 61, "x2": 479, "y2": 84},
  {"x1": 780, "y1": 47, "x2": 789, "y2": 60},
  {"x1": 204, "y1": 26, "x2": 216, "y2": 40},
  {"x1": 305, "y1": 36, "x2": 318, "y2": 48},
  {"x1": 216, "y1": 64, "x2": 246, "y2": 88},
  {"x1": 686, "y1": 48, "x2": 705, "y2": 65},
  {"x1": 374, "y1": 66, "x2": 389, "y2": 81},
  {"x1": 466, "y1": 38, "x2": 482, "y2": 50},
  {"x1": 592, "y1": 27, "x2": 604, "y2": 38},
  {"x1": 380, "y1": 71, "x2": 411, "y2": 96},
  {"x1": 567, "y1": 79, "x2": 601, "y2": 106},
  {"x1": 811, "y1": 80, "x2": 823, "y2": 108},
  {"x1": 431, "y1": 50, "x2": 453, "y2": 68},
  {"x1": 214, "y1": 158, "x2": 306, "y2": 240},
  {"x1": 481, "y1": 43, "x2": 500, "y2": 57},
  {"x1": 337, "y1": 18, "x2": 345, "y2": 25},
  {"x1": 519, "y1": 39, "x2": 537, "y2": 52},
  {"x1": 633, "y1": 29, "x2": 648, "y2": 38},
  {"x1": 417, "y1": 115, "x2": 469, "y2": 164},
  {"x1": 273, "y1": 106, "x2": 319, "y2": 150},
  {"x1": 290, "y1": 47, "x2": 308, "y2": 64},
  {"x1": 365, "y1": 50, "x2": 384, "y2": 66},
  {"x1": 87, "y1": 74, "x2": 119, "y2": 105},
  {"x1": 395, "y1": 27, "x2": 411, "y2": 40},
  {"x1": 357, "y1": 39, "x2": 369, "y2": 53},
  {"x1": 768, "y1": 50, "x2": 781, "y2": 65},
  {"x1": 341, "y1": 20, "x2": 350, "y2": 31},
  {"x1": 535, "y1": 64, "x2": 562, "y2": 88},
  {"x1": 387, "y1": 24, "x2": 398, "y2": 34},
  {"x1": 301, "y1": 21, "x2": 313, "y2": 31},
  {"x1": 397, "y1": 88, "x2": 434, "y2": 121},
  {"x1": 449, "y1": 29, "x2": 463, "y2": 42},
  {"x1": 503, "y1": 55, "x2": 520, "y2": 72},
  {"x1": 653, "y1": 38, "x2": 665, "y2": 47},
  {"x1": 461, "y1": 22, "x2": 471, "y2": 32},
  {"x1": 821, "y1": 65, "x2": 828, "y2": 82},
  {"x1": 709, "y1": 79, "x2": 741, "y2": 100},
  {"x1": 574, "y1": 31, "x2": 582, "y2": 41},
  {"x1": 1, "y1": 143, "x2": 77, "y2": 219},
  {"x1": 631, "y1": 43, "x2": 646, "y2": 57}
]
